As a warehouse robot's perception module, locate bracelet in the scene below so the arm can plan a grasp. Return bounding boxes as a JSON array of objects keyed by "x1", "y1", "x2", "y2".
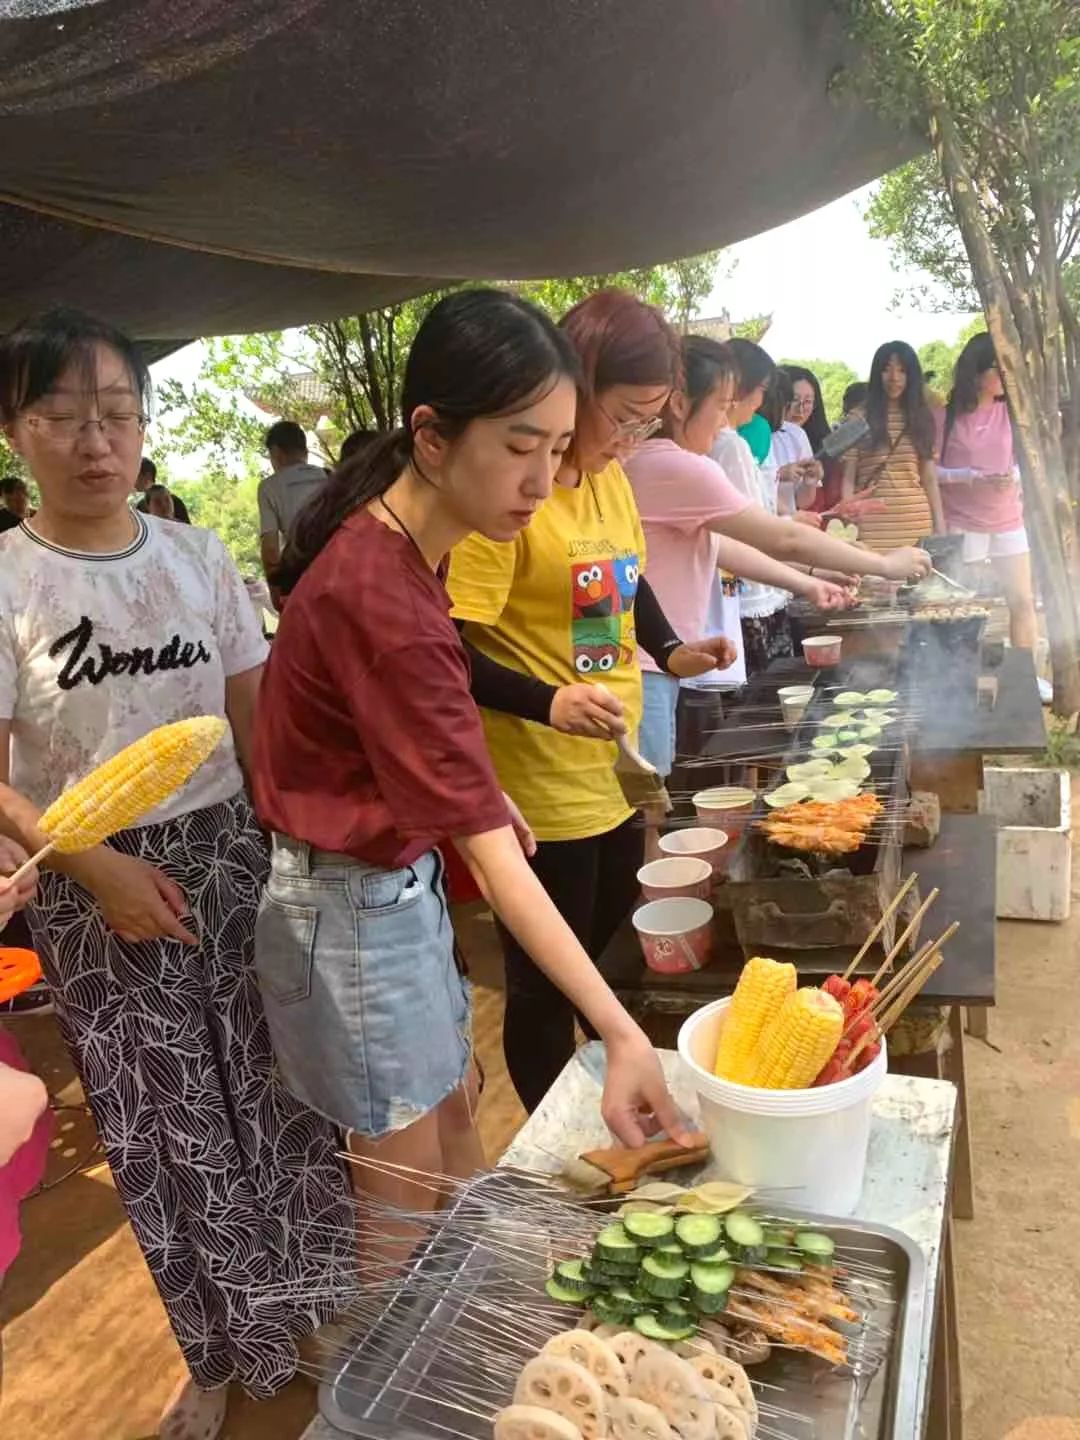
[{"x1": 808, "y1": 566, "x2": 815, "y2": 578}]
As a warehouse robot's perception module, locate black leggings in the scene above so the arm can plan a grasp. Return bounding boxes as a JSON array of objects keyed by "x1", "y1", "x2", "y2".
[{"x1": 497, "y1": 815, "x2": 644, "y2": 1113}]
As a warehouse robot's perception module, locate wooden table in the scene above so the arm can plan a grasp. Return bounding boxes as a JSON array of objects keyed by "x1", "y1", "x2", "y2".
[
  {"x1": 302, "y1": 1050, "x2": 962, "y2": 1440},
  {"x1": 908, "y1": 647, "x2": 1046, "y2": 812},
  {"x1": 599, "y1": 812, "x2": 991, "y2": 1225}
]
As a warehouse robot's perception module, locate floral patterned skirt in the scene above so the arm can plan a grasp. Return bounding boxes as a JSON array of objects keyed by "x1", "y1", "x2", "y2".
[{"x1": 26, "y1": 793, "x2": 356, "y2": 1396}]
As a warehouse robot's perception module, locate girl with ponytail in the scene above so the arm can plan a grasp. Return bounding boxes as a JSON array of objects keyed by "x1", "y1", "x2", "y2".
[{"x1": 252, "y1": 290, "x2": 690, "y2": 1219}]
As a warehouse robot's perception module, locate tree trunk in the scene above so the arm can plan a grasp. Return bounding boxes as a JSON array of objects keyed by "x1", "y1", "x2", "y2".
[{"x1": 930, "y1": 101, "x2": 1080, "y2": 718}]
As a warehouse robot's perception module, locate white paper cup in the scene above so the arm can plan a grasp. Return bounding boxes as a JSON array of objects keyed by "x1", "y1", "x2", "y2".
[
  {"x1": 637, "y1": 856, "x2": 713, "y2": 902},
  {"x1": 658, "y1": 826, "x2": 730, "y2": 876},
  {"x1": 691, "y1": 786, "x2": 756, "y2": 842}
]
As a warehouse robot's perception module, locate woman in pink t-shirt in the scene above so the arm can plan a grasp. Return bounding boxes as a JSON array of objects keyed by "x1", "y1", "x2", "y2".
[
  {"x1": 934, "y1": 332, "x2": 1035, "y2": 651},
  {"x1": 625, "y1": 338, "x2": 928, "y2": 775}
]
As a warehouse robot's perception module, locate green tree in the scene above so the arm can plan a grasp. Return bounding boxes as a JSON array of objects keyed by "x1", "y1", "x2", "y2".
[
  {"x1": 781, "y1": 358, "x2": 860, "y2": 423},
  {"x1": 843, "y1": 0, "x2": 1080, "y2": 714},
  {"x1": 916, "y1": 318, "x2": 985, "y2": 395},
  {"x1": 153, "y1": 254, "x2": 728, "y2": 572}
]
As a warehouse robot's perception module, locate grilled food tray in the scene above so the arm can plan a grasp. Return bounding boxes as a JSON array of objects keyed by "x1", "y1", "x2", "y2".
[{"x1": 319, "y1": 1171, "x2": 926, "y2": 1440}]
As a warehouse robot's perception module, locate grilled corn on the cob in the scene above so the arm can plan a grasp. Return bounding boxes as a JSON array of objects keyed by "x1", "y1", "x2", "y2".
[
  {"x1": 744, "y1": 987, "x2": 844, "y2": 1089},
  {"x1": 713, "y1": 956, "x2": 797, "y2": 1082},
  {"x1": 39, "y1": 716, "x2": 228, "y2": 852}
]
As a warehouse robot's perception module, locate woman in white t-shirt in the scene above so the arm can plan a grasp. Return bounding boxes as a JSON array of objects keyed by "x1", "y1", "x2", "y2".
[{"x1": 0, "y1": 311, "x2": 353, "y2": 1440}]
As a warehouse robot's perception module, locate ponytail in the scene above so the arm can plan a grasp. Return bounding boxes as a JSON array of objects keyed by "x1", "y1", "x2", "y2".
[
  {"x1": 277, "y1": 430, "x2": 409, "y2": 593},
  {"x1": 274, "y1": 286, "x2": 579, "y2": 594}
]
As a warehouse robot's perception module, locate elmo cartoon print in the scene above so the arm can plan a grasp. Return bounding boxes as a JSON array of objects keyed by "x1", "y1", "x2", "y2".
[{"x1": 571, "y1": 559, "x2": 619, "y2": 618}]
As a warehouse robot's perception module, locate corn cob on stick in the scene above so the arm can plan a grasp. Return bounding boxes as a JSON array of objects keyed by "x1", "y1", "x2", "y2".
[
  {"x1": 744, "y1": 987, "x2": 844, "y2": 1089},
  {"x1": 713, "y1": 956, "x2": 796, "y2": 1082},
  {"x1": 8, "y1": 717, "x2": 227, "y2": 882}
]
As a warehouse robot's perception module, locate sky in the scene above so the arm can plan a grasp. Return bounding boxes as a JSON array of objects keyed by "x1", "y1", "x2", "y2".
[
  {"x1": 149, "y1": 182, "x2": 977, "y2": 430},
  {"x1": 702, "y1": 183, "x2": 976, "y2": 370}
]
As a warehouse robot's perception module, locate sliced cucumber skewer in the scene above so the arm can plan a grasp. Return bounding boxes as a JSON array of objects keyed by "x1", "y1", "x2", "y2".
[
  {"x1": 640, "y1": 1252, "x2": 689, "y2": 1298},
  {"x1": 794, "y1": 1230, "x2": 836, "y2": 1261},
  {"x1": 766, "y1": 1249, "x2": 804, "y2": 1272},
  {"x1": 554, "y1": 1259, "x2": 595, "y2": 1294},
  {"x1": 546, "y1": 1277, "x2": 589, "y2": 1304},
  {"x1": 594, "y1": 1223, "x2": 642, "y2": 1265},
  {"x1": 623, "y1": 1210, "x2": 677, "y2": 1247},
  {"x1": 674, "y1": 1213, "x2": 724, "y2": 1255},
  {"x1": 634, "y1": 1312, "x2": 697, "y2": 1342},
  {"x1": 724, "y1": 1211, "x2": 765, "y2": 1252}
]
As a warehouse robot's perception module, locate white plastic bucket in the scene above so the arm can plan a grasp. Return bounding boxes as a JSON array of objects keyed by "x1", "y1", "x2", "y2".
[{"x1": 677, "y1": 996, "x2": 887, "y2": 1215}]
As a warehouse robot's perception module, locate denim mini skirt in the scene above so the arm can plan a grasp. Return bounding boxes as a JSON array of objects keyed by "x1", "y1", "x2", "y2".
[{"x1": 254, "y1": 837, "x2": 472, "y2": 1138}]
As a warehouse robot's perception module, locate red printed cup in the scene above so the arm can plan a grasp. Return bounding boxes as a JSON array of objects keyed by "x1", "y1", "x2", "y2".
[
  {"x1": 658, "y1": 826, "x2": 730, "y2": 876},
  {"x1": 637, "y1": 856, "x2": 713, "y2": 902},
  {"x1": 802, "y1": 635, "x2": 843, "y2": 668},
  {"x1": 633, "y1": 897, "x2": 714, "y2": 975}
]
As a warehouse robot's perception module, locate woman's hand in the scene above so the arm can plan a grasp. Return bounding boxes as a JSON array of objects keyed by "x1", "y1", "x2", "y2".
[
  {"x1": 0, "y1": 1062, "x2": 49, "y2": 1167},
  {"x1": 602, "y1": 1025, "x2": 697, "y2": 1148},
  {"x1": 793, "y1": 510, "x2": 823, "y2": 529},
  {"x1": 72, "y1": 849, "x2": 197, "y2": 946},
  {"x1": 802, "y1": 577, "x2": 853, "y2": 611},
  {"x1": 0, "y1": 837, "x2": 37, "y2": 926},
  {"x1": 987, "y1": 473, "x2": 1018, "y2": 492},
  {"x1": 880, "y1": 547, "x2": 933, "y2": 582},
  {"x1": 550, "y1": 683, "x2": 627, "y2": 739},
  {"x1": 667, "y1": 636, "x2": 739, "y2": 679},
  {"x1": 502, "y1": 792, "x2": 536, "y2": 859}
]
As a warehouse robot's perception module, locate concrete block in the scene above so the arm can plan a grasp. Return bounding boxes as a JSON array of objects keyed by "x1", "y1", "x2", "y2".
[{"x1": 979, "y1": 768, "x2": 1071, "y2": 921}]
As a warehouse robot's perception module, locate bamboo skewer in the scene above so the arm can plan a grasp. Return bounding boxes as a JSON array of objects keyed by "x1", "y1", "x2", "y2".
[
  {"x1": 4, "y1": 841, "x2": 54, "y2": 887},
  {"x1": 841, "y1": 922, "x2": 959, "y2": 1074},
  {"x1": 869, "y1": 886, "x2": 940, "y2": 986},
  {"x1": 842, "y1": 872, "x2": 918, "y2": 980}
]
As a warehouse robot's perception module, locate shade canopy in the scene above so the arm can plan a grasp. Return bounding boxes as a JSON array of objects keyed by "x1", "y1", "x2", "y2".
[{"x1": 0, "y1": 0, "x2": 913, "y2": 345}]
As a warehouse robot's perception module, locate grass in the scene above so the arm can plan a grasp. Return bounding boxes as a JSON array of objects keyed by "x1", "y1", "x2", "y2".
[{"x1": 1040, "y1": 714, "x2": 1080, "y2": 771}]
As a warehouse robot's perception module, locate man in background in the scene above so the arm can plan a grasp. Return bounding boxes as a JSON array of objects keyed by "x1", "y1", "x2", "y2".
[
  {"x1": 135, "y1": 458, "x2": 190, "y2": 523},
  {"x1": 0, "y1": 476, "x2": 28, "y2": 532},
  {"x1": 257, "y1": 420, "x2": 329, "y2": 605}
]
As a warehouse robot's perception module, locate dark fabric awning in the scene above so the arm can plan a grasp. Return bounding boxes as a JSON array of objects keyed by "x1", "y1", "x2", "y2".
[{"x1": 0, "y1": 0, "x2": 914, "y2": 344}]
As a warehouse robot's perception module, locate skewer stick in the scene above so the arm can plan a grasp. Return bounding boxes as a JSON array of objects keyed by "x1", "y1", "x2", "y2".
[
  {"x1": 842, "y1": 922, "x2": 958, "y2": 1073},
  {"x1": 869, "y1": 886, "x2": 940, "y2": 986},
  {"x1": 842, "y1": 872, "x2": 918, "y2": 980},
  {"x1": 3, "y1": 841, "x2": 54, "y2": 887}
]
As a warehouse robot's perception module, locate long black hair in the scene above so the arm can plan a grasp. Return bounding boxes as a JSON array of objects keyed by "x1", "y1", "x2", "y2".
[
  {"x1": 279, "y1": 289, "x2": 580, "y2": 591},
  {"x1": 660, "y1": 334, "x2": 736, "y2": 437},
  {"x1": 759, "y1": 367, "x2": 794, "y2": 433},
  {"x1": 947, "y1": 332, "x2": 998, "y2": 419},
  {"x1": 864, "y1": 340, "x2": 935, "y2": 460},
  {"x1": 726, "y1": 337, "x2": 775, "y2": 399},
  {"x1": 783, "y1": 364, "x2": 830, "y2": 451},
  {"x1": 0, "y1": 307, "x2": 152, "y2": 422}
]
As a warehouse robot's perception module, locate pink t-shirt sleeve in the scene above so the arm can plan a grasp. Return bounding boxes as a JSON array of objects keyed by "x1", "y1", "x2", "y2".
[{"x1": 630, "y1": 444, "x2": 750, "y2": 535}]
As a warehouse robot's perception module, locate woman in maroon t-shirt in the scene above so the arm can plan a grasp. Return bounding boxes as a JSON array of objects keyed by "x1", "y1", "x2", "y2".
[{"x1": 251, "y1": 290, "x2": 690, "y2": 1219}]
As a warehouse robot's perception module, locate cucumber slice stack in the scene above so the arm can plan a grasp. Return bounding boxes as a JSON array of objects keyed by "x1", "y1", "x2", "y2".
[{"x1": 546, "y1": 1212, "x2": 838, "y2": 1341}]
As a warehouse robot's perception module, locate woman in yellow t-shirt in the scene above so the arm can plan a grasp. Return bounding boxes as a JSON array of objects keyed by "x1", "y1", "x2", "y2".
[{"x1": 449, "y1": 290, "x2": 735, "y2": 1110}]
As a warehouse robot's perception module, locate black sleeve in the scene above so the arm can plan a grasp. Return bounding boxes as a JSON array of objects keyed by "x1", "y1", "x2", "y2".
[
  {"x1": 635, "y1": 575, "x2": 683, "y2": 673},
  {"x1": 457, "y1": 629, "x2": 559, "y2": 725}
]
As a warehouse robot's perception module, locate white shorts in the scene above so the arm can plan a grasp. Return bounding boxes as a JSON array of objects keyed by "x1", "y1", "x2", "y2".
[{"x1": 952, "y1": 526, "x2": 1029, "y2": 563}]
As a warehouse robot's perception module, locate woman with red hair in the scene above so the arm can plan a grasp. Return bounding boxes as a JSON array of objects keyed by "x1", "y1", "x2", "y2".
[{"x1": 449, "y1": 290, "x2": 736, "y2": 1110}]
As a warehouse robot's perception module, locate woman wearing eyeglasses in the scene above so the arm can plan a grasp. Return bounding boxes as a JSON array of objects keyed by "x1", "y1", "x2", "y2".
[
  {"x1": 0, "y1": 310, "x2": 353, "y2": 1440},
  {"x1": 449, "y1": 289, "x2": 736, "y2": 1112}
]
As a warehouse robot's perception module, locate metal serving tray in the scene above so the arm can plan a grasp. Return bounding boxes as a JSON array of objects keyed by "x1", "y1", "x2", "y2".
[{"x1": 320, "y1": 1172, "x2": 926, "y2": 1440}]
